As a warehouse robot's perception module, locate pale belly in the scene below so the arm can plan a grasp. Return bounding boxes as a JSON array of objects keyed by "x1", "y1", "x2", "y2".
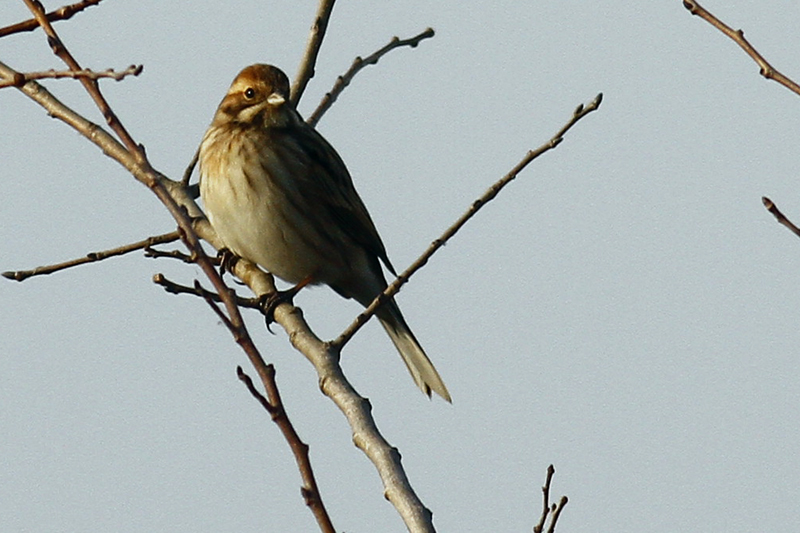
[{"x1": 201, "y1": 161, "x2": 328, "y2": 285}]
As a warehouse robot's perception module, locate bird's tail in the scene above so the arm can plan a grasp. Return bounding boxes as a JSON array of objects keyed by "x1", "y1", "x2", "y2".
[{"x1": 378, "y1": 302, "x2": 451, "y2": 402}]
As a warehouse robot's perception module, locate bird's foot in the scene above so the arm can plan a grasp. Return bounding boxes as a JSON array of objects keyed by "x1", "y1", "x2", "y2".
[
  {"x1": 259, "y1": 275, "x2": 314, "y2": 331},
  {"x1": 216, "y1": 248, "x2": 239, "y2": 276}
]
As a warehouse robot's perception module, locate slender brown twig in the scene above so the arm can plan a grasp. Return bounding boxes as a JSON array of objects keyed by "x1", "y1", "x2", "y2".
[
  {"x1": 181, "y1": 147, "x2": 200, "y2": 187},
  {"x1": 237, "y1": 366, "x2": 336, "y2": 533},
  {"x1": 152, "y1": 273, "x2": 259, "y2": 308},
  {"x1": 307, "y1": 27, "x2": 435, "y2": 127},
  {"x1": 3, "y1": 230, "x2": 180, "y2": 282},
  {"x1": 0, "y1": 0, "x2": 103, "y2": 38},
  {"x1": 533, "y1": 465, "x2": 568, "y2": 533},
  {"x1": 332, "y1": 93, "x2": 603, "y2": 350},
  {"x1": 0, "y1": 65, "x2": 142, "y2": 89},
  {"x1": 291, "y1": 0, "x2": 336, "y2": 106},
  {"x1": 681, "y1": 0, "x2": 800, "y2": 96},
  {"x1": 762, "y1": 197, "x2": 800, "y2": 239}
]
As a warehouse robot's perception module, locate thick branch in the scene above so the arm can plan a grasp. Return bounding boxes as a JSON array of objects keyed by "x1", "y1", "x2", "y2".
[
  {"x1": 307, "y1": 27, "x2": 435, "y2": 127},
  {"x1": 0, "y1": 0, "x2": 103, "y2": 38},
  {"x1": 291, "y1": 0, "x2": 336, "y2": 105},
  {"x1": 3, "y1": 230, "x2": 180, "y2": 281},
  {"x1": 681, "y1": 0, "x2": 800, "y2": 96},
  {"x1": 333, "y1": 93, "x2": 604, "y2": 350}
]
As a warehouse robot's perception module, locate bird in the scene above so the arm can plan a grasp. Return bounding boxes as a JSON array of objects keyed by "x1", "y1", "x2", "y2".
[{"x1": 199, "y1": 64, "x2": 450, "y2": 402}]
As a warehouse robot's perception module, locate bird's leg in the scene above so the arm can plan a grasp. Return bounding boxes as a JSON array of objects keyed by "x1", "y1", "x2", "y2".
[{"x1": 259, "y1": 275, "x2": 314, "y2": 329}]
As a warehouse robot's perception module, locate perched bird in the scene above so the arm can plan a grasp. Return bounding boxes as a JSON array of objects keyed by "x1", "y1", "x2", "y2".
[{"x1": 199, "y1": 64, "x2": 450, "y2": 402}]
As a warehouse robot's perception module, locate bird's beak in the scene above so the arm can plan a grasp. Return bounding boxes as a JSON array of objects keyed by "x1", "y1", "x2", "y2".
[{"x1": 267, "y1": 92, "x2": 286, "y2": 106}]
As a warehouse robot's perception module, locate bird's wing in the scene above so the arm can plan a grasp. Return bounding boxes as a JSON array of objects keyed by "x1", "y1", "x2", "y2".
[{"x1": 288, "y1": 122, "x2": 397, "y2": 276}]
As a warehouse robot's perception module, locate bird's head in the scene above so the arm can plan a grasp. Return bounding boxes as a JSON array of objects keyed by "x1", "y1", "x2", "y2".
[{"x1": 214, "y1": 64, "x2": 294, "y2": 128}]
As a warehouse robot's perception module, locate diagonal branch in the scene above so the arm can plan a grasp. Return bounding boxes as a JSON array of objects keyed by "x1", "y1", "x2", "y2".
[
  {"x1": 307, "y1": 27, "x2": 435, "y2": 127},
  {"x1": 333, "y1": 93, "x2": 604, "y2": 350},
  {"x1": 0, "y1": 0, "x2": 103, "y2": 38},
  {"x1": 291, "y1": 0, "x2": 336, "y2": 106},
  {"x1": 237, "y1": 366, "x2": 336, "y2": 533},
  {"x1": 3, "y1": 230, "x2": 180, "y2": 282},
  {"x1": 681, "y1": 0, "x2": 800, "y2": 96},
  {"x1": 22, "y1": 0, "x2": 144, "y2": 159},
  {"x1": 0, "y1": 65, "x2": 142, "y2": 89}
]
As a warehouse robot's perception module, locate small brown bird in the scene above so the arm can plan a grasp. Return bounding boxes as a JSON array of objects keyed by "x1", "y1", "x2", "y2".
[{"x1": 199, "y1": 64, "x2": 450, "y2": 401}]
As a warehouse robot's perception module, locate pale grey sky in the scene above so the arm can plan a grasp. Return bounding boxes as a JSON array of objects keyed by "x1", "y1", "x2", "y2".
[{"x1": 3, "y1": 1, "x2": 800, "y2": 531}]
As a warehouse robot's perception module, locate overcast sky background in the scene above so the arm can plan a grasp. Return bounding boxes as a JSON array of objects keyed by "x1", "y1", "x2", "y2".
[{"x1": 3, "y1": 1, "x2": 800, "y2": 532}]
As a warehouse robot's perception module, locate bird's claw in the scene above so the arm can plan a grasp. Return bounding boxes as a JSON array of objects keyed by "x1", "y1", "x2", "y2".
[
  {"x1": 258, "y1": 286, "x2": 301, "y2": 333},
  {"x1": 217, "y1": 248, "x2": 239, "y2": 276}
]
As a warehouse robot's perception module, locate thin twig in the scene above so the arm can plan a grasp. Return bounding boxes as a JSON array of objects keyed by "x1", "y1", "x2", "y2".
[
  {"x1": 332, "y1": 93, "x2": 604, "y2": 350},
  {"x1": 533, "y1": 465, "x2": 555, "y2": 533},
  {"x1": 153, "y1": 273, "x2": 259, "y2": 308},
  {"x1": 291, "y1": 0, "x2": 336, "y2": 106},
  {"x1": 181, "y1": 147, "x2": 200, "y2": 187},
  {"x1": 307, "y1": 27, "x2": 435, "y2": 127},
  {"x1": 237, "y1": 367, "x2": 336, "y2": 533},
  {"x1": 0, "y1": 65, "x2": 142, "y2": 89},
  {"x1": 144, "y1": 246, "x2": 196, "y2": 263},
  {"x1": 3, "y1": 230, "x2": 180, "y2": 282},
  {"x1": 533, "y1": 465, "x2": 568, "y2": 533},
  {"x1": 681, "y1": 0, "x2": 800, "y2": 96},
  {"x1": 0, "y1": 0, "x2": 103, "y2": 38},
  {"x1": 762, "y1": 197, "x2": 800, "y2": 239}
]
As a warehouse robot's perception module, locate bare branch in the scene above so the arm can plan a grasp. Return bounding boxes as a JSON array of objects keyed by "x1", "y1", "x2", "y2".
[
  {"x1": 3, "y1": 230, "x2": 180, "y2": 282},
  {"x1": 291, "y1": 0, "x2": 336, "y2": 105},
  {"x1": 762, "y1": 197, "x2": 800, "y2": 239},
  {"x1": 533, "y1": 465, "x2": 568, "y2": 533},
  {"x1": 0, "y1": 65, "x2": 142, "y2": 89},
  {"x1": 0, "y1": 0, "x2": 103, "y2": 38},
  {"x1": 237, "y1": 366, "x2": 336, "y2": 533},
  {"x1": 681, "y1": 0, "x2": 800, "y2": 96},
  {"x1": 2, "y1": 9, "x2": 407, "y2": 530},
  {"x1": 307, "y1": 27, "x2": 435, "y2": 127},
  {"x1": 333, "y1": 93, "x2": 604, "y2": 349},
  {"x1": 22, "y1": 0, "x2": 144, "y2": 159},
  {"x1": 152, "y1": 273, "x2": 259, "y2": 308}
]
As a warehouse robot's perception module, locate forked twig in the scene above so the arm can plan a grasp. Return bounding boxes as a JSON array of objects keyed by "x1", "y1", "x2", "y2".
[
  {"x1": 3, "y1": 230, "x2": 180, "y2": 282},
  {"x1": 333, "y1": 93, "x2": 604, "y2": 349},
  {"x1": 307, "y1": 27, "x2": 435, "y2": 127},
  {"x1": 152, "y1": 273, "x2": 259, "y2": 308},
  {"x1": 681, "y1": 0, "x2": 800, "y2": 96},
  {"x1": 533, "y1": 465, "x2": 568, "y2": 533}
]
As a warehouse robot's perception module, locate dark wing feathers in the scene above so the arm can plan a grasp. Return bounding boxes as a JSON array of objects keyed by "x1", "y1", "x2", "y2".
[{"x1": 288, "y1": 122, "x2": 397, "y2": 276}]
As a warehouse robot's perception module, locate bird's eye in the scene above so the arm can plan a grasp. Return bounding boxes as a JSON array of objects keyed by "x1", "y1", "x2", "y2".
[{"x1": 244, "y1": 87, "x2": 256, "y2": 99}]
